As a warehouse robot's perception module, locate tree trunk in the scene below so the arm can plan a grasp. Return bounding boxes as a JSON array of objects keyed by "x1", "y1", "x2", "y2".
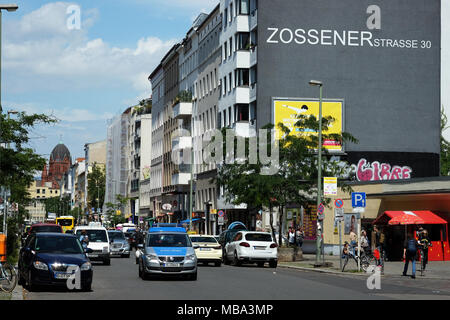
[
  {"x1": 269, "y1": 203, "x2": 276, "y2": 242},
  {"x1": 278, "y1": 205, "x2": 284, "y2": 246}
]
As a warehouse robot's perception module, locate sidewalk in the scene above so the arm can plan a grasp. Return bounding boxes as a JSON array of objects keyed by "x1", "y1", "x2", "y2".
[
  {"x1": 0, "y1": 266, "x2": 23, "y2": 300},
  {"x1": 279, "y1": 254, "x2": 450, "y2": 280}
]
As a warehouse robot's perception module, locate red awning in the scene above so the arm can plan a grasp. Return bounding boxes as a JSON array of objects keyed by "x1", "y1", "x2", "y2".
[{"x1": 374, "y1": 211, "x2": 447, "y2": 225}]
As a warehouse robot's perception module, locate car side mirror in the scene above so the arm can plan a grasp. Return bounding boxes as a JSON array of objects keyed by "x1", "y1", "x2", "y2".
[
  {"x1": 85, "y1": 248, "x2": 94, "y2": 254},
  {"x1": 137, "y1": 244, "x2": 144, "y2": 249},
  {"x1": 193, "y1": 244, "x2": 200, "y2": 249}
]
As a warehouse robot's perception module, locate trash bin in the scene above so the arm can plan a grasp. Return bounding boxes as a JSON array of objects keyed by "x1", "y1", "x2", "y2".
[{"x1": 0, "y1": 234, "x2": 6, "y2": 262}]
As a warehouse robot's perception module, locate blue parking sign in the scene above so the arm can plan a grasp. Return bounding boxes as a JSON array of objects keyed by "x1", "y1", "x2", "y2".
[{"x1": 351, "y1": 192, "x2": 366, "y2": 208}]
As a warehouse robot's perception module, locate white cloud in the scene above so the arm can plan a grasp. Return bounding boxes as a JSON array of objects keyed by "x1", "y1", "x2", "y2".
[{"x1": 3, "y1": 2, "x2": 176, "y2": 93}]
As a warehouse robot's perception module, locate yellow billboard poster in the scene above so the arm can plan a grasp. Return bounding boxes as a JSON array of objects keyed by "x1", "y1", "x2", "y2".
[{"x1": 272, "y1": 98, "x2": 343, "y2": 151}]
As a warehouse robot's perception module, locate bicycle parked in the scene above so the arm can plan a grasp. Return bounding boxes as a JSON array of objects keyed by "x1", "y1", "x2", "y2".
[
  {"x1": 0, "y1": 256, "x2": 17, "y2": 293},
  {"x1": 341, "y1": 242, "x2": 376, "y2": 272}
]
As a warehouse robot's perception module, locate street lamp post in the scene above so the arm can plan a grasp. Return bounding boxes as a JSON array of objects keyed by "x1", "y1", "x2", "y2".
[
  {"x1": 0, "y1": 4, "x2": 19, "y2": 237},
  {"x1": 309, "y1": 80, "x2": 323, "y2": 267}
]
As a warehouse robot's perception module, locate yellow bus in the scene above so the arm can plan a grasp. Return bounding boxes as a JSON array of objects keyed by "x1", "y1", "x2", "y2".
[{"x1": 56, "y1": 216, "x2": 76, "y2": 233}]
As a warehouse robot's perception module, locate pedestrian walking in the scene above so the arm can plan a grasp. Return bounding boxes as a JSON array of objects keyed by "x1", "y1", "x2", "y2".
[
  {"x1": 417, "y1": 226, "x2": 432, "y2": 271},
  {"x1": 374, "y1": 225, "x2": 385, "y2": 266},
  {"x1": 349, "y1": 230, "x2": 357, "y2": 255},
  {"x1": 360, "y1": 230, "x2": 370, "y2": 254},
  {"x1": 288, "y1": 227, "x2": 296, "y2": 247},
  {"x1": 295, "y1": 227, "x2": 304, "y2": 248},
  {"x1": 403, "y1": 231, "x2": 418, "y2": 279}
]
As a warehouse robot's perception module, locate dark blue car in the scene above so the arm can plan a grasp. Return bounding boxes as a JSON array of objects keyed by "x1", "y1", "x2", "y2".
[{"x1": 18, "y1": 233, "x2": 93, "y2": 291}]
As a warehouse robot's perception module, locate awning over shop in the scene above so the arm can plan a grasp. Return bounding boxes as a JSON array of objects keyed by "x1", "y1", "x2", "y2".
[{"x1": 374, "y1": 210, "x2": 447, "y2": 225}]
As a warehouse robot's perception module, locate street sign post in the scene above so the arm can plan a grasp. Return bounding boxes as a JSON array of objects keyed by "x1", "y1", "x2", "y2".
[
  {"x1": 324, "y1": 177, "x2": 337, "y2": 196},
  {"x1": 334, "y1": 199, "x2": 344, "y2": 209},
  {"x1": 351, "y1": 192, "x2": 366, "y2": 208},
  {"x1": 218, "y1": 216, "x2": 224, "y2": 226},
  {"x1": 317, "y1": 203, "x2": 325, "y2": 221}
]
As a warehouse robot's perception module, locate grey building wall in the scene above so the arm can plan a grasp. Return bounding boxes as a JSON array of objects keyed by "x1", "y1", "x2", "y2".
[{"x1": 257, "y1": 0, "x2": 441, "y2": 177}]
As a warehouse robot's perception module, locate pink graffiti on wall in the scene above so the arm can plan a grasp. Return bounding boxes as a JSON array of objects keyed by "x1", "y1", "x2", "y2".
[{"x1": 353, "y1": 158, "x2": 412, "y2": 181}]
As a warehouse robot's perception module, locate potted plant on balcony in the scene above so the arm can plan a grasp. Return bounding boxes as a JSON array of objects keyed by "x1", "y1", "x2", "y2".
[{"x1": 173, "y1": 90, "x2": 192, "y2": 107}]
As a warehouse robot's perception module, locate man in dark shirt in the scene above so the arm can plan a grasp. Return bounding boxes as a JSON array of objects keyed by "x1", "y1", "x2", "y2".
[{"x1": 403, "y1": 232, "x2": 418, "y2": 279}]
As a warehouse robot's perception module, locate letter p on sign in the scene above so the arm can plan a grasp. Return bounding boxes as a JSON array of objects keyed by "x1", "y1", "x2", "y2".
[{"x1": 352, "y1": 192, "x2": 366, "y2": 208}]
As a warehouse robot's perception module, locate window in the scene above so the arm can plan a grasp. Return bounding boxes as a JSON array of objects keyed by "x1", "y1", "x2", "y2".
[
  {"x1": 224, "y1": 8, "x2": 228, "y2": 26},
  {"x1": 236, "y1": 32, "x2": 250, "y2": 50},
  {"x1": 238, "y1": 0, "x2": 250, "y2": 15},
  {"x1": 235, "y1": 68, "x2": 250, "y2": 87},
  {"x1": 229, "y1": 38, "x2": 233, "y2": 56},
  {"x1": 236, "y1": 104, "x2": 249, "y2": 121},
  {"x1": 223, "y1": 43, "x2": 227, "y2": 61},
  {"x1": 229, "y1": 3, "x2": 233, "y2": 22},
  {"x1": 37, "y1": 189, "x2": 40, "y2": 194},
  {"x1": 228, "y1": 106, "x2": 232, "y2": 125},
  {"x1": 210, "y1": 72, "x2": 214, "y2": 91},
  {"x1": 207, "y1": 74, "x2": 210, "y2": 93},
  {"x1": 42, "y1": 189, "x2": 46, "y2": 194},
  {"x1": 223, "y1": 77, "x2": 227, "y2": 95},
  {"x1": 229, "y1": 72, "x2": 232, "y2": 91}
]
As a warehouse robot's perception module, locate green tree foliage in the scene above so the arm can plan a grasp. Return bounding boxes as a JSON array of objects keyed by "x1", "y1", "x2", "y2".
[
  {"x1": 43, "y1": 195, "x2": 71, "y2": 217},
  {"x1": 0, "y1": 109, "x2": 56, "y2": 260},
  {"x1": 87, "y1": 163, "x2": 106, "y2": 211},
  {"x1": 441, "y1": 107, "x2": 450, "y2": 176},
  {"x1": 216, "y1": 114, "x2": 357, "y2": 245}
]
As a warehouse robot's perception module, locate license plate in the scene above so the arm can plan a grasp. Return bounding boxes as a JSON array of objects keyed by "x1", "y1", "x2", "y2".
[
  {"x1": 200, "y1": 248, "x2": 211, "y2": 251},
  {"x1": 55, "y1": 272, "x2": 74, "y2": 279},
  {"x1": 163, "y1": 262, "x2": 180, "y2": 267},
  {"x1": 254, "y1": 247, "x2": 266, "y2": 250},
  {"x1": 89, "y1": 254, "x2": 98, "y2": 257}
]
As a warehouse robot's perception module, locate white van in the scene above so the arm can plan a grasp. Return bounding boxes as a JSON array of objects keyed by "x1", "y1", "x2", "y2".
[
  {"x1": 74, "y1": 225, "x2": 111, "y2": 265},
  {"x1": 121, "y1": 223, "x2": 136, "y2": 233}
]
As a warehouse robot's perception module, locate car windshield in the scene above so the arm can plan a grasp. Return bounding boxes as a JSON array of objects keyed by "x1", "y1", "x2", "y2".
[
  {"x1": 147, "y1": 233, "x2": 191, "y2": 247},
  {"x1": 35, "y1": 236, "x2": 83, "y2": 254},
  {"x1": 245, "y1": 233, "x2": 273, "y2": 242},
  {"x1": 32, "y1": 225, "x2": 61, "y2": 233},
  {"x1": 108, "y1": 232, "x2": 125, "y2": 240},
  {"x1": 57, "y1": 219, "x2": 73, "y2": 226},
  {"x1": 190, "y1": 236, "x2": 218, "y2": 243},
  {"x1": 76, "y1": 229, "x2": 108, "y2": 242}
]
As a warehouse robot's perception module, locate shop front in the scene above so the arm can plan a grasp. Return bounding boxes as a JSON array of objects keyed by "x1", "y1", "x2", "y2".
[{"x1": 373, "y1": 210, "x2": 449, "y2": 261}]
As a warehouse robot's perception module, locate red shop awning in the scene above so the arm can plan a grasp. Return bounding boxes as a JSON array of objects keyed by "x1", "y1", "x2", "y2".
[{"x1": 374, "y1": 211, "x2": 447, "y2": 225}]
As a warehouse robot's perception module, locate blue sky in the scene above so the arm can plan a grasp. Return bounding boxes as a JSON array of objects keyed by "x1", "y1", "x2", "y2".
[
  {"x1": 1, "y1": 0, "x2": 449, "y2": 161},
  {"x1": 2, "y1": 0, "x2": 219, "y2": 159}
]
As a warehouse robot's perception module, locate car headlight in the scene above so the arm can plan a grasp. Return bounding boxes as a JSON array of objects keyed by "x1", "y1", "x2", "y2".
[
  {"x1": 124, "y1": 244, "x2": 130, "y2": 250},
  {"x1": 80, "y1": 262, "x2": 92, "y2": 271},
  {"x1": 146, "y1": 254, "x2": 158, "y2": 262},
  {"x1": 186, "y1": 254, "x2": 196, "y2": 261},
  {"x1": 33, "y1": 261, "x2": 48, "y2": 270}
]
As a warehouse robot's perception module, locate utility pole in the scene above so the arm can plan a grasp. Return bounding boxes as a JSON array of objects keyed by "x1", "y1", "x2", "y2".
[{"x1": 309, "y1": 80, "x2": 323, "y2": 267}]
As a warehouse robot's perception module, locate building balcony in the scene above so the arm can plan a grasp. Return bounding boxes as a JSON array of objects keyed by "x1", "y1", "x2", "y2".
[
  {"x1": 171, "y1": 173, "x2": 191, "y2": 186},
  {"x1": 173, "y1": 102, "x2": 193, "y2": 120},
  {"x1": 232, "y1": 121, "x2": 256, "y2": 138},
  {"x1": 235, "y1": 86, "x2": 250, "y2": 104},
  {"x1": 250, "y1": 83, "x2": 257, "y2": 102},
  {"x1": 236, "y1": 15, "x2": 250, "y2": 32},
  {"x1": 172, "y1": 136, "x2": 192, "y2": 151},
  {"x1": 250, "y1": 46, "x2": 257, "y2": 67},
  {"x1": 236, "y1": 51, "x2": 251, "y2": 69}
]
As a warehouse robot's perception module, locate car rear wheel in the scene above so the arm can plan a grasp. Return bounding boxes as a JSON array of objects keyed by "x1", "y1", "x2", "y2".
[
  {"x1": 269, "y1": 260, "x2": 278, "y2": 268},
  {"x1": 215, "y1": 261, "x2": 221, "y2": 267},
  {"x1": 257, "y1": 262, "x2": 265, "y2": 268},
  {"x1": 123, "y1": 254, "x2": 130, "y2": 258},
  {"x1": 103, "y1": 258, "x2": 111, "y2": 266},
  {"x1": 234, "y1": 251, "x2": 242, "y2": 267},
  {"x1": 223, "y1": 252, "x2": 230, "y2": 265}
]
